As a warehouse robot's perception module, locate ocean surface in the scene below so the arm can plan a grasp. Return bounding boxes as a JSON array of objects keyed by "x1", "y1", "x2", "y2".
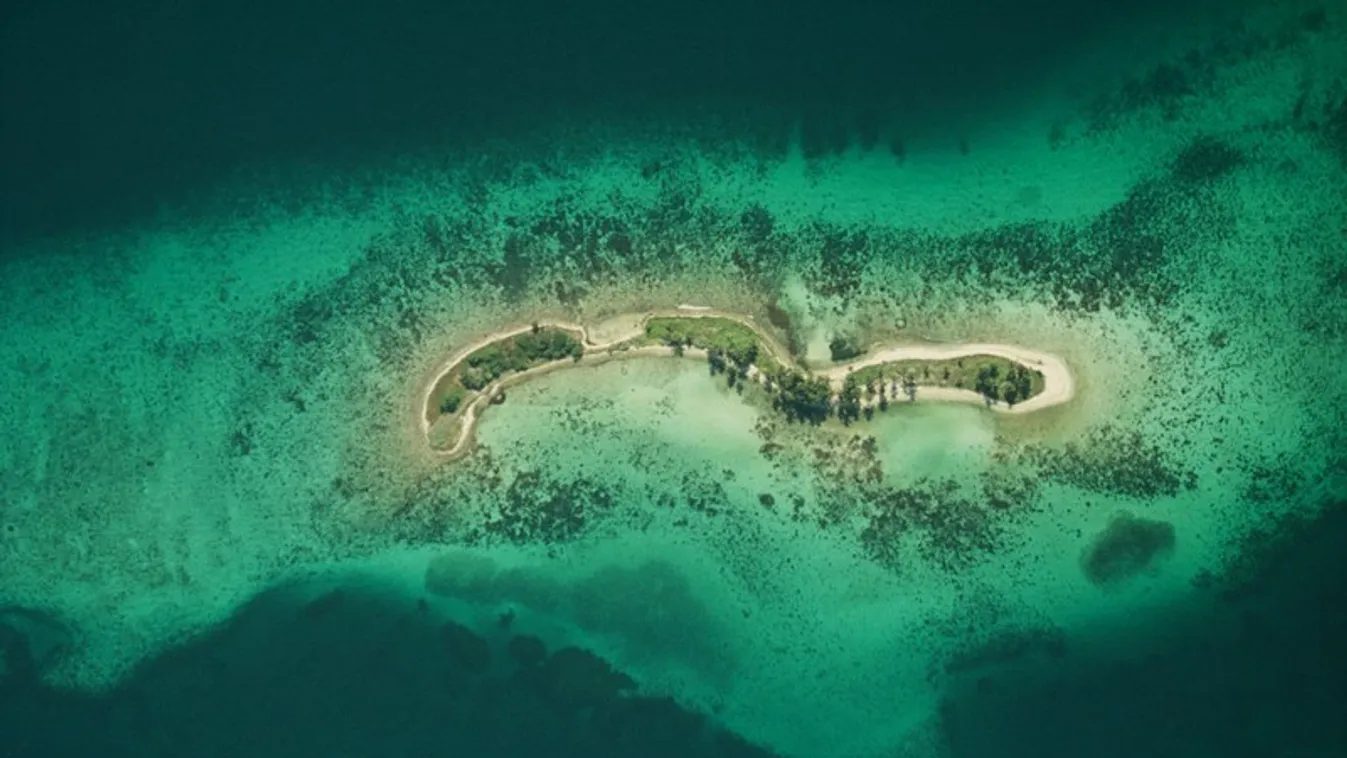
[{"x1": 2, "y1": 0, "x2": 1345, "y2": 756}]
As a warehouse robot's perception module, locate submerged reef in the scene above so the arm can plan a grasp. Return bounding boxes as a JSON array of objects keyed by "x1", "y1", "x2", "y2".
[
  {"x1": 1015, "y1": 425, "x2": 1197, "y2": 500},
  {"x1": 1081, "y1": 512, "x2": 1177, "y2": 586}
]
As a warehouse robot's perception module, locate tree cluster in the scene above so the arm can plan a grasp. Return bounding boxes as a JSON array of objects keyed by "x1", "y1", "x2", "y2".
[
  {"x1": 973, "y1": 362, "x2": 1035, "y2": 406},
  {"x1": 439, "y1": 386, "x2": 467, "y2": 414},
  {"x1": 769, "y1": 369, "x2": 833, "y2": 424},
  {"x1": 459, "y1": 328, "x2": 583, "y2": 391},
  {"x1": 836, "y1": 375, "x2": 863, "y2": 424},
  {"x1": 828, "y1": 334, "x2": 864, "y2": 362},
  {"x1": 647, "y1": 318, "x2": 759, "y2": 367}
]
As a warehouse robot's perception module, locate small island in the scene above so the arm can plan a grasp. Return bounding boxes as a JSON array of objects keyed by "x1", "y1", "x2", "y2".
[{"x1": 419, "y1": 309, "x2": 1073, "y2": 460}]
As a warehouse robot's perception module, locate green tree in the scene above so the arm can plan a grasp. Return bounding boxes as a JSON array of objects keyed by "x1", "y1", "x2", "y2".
[
  {"x1": 773, "y1": 370, "x2": 833, "y2": 424},
  {"x1": 707, "y1": 348, "x2": 727, "y2": 376},
  {"x1": 838, "y1": 375, "x2": 863, "y2": 424},
  {"x1": 461, "y1": 366, "x2": 491, "y2": 391},
  {"x1": 829, "y1": 335, "x2": 864, "y2": 362},
  {"x1": 975, "y1": 364, "x2": 1001, "y2": 402},
  {"x1": 439, "y1": 387, "x2": 467, "y2": 414}
]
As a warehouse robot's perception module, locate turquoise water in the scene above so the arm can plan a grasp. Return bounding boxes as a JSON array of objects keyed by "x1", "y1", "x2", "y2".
[{"x1": 2, "y1": 0, "x2": 1346, "y2": 756}]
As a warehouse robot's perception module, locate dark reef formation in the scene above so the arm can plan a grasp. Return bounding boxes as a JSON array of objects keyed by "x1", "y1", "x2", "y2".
[
  {"x1": 478, "y1": 470, "x2": 618, "y2": 545},
  {"x1": 858, "y1": 477, "x2": 1027, "y2": 575},
  {"x1": 1016, "y1": 424, "x2": 1197, "y2": 500},
  {"x1": 265, "y1": 111, "x2": 1244, "y2": 401},
  {"x1": 1081, "y1": 511, "x2": 1177, "y2": 586}
]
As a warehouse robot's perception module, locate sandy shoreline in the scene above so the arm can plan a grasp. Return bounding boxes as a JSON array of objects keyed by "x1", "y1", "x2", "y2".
[{"x1": 417, "y1": 309, "x2": 1076, "y2": 460}]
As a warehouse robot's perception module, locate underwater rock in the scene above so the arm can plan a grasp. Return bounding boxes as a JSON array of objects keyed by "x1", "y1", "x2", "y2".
[{"x1": 1082, "y1": 511, "x2": 1177, "y2": 586}]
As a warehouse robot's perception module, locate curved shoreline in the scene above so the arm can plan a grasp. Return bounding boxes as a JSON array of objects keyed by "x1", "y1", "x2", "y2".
[{"x1": 417, "y1": 309, "x2": 1076, "y2": 460}]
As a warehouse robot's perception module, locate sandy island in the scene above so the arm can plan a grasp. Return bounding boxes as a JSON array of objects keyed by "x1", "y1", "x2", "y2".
[{"x1": 418, "y1": 307, "x2": 1076, "y2": 460}]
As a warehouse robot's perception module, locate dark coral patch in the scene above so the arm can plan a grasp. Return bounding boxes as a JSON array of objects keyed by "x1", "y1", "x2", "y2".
[{"x1": 1081, "y1": 512, "x2": 1176, "y2": 586}]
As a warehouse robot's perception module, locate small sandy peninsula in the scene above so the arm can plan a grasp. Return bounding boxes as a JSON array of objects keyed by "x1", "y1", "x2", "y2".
[{"x1": 417, "y1": 306, "x2": 1076, "y2": 461}]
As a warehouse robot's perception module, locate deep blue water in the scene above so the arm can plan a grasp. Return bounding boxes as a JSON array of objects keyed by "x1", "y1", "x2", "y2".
[{"x1": 4, "y1": 0, "x2": 1180, "y2": 247}]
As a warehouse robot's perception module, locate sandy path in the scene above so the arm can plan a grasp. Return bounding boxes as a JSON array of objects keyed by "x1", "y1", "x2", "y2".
[{"x1": 418, "y1": 310, "x2": 1075, "y2": 458}]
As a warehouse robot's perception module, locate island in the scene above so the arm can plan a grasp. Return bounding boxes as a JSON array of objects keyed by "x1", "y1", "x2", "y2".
[{"x1": 419, "y1": 308, "x2": 1075, "y2": 460}]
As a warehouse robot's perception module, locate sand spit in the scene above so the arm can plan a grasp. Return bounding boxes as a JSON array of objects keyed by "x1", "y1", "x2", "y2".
[{"x1": 417, "y1": 310, "x2": 1076, "y2": 460}]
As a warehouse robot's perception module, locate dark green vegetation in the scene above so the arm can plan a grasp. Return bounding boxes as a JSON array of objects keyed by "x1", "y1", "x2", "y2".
[
  {"x1": 851, "y1": 356, "x2": 1045, "y2": 407},
  {"x1": 646, "y1": 316, "x2": 760, "y2": 367},
  {"x1": 1081, "y1": 511, "x2": 1176, "y2": 586},
  {"x1": 459, "y1": 326, "x2": 584, "y2": 391},
  {"x1": 428, "y1": 326, "x2": 583, "y2": 421},
  {"x1": 765, "y1": 369, "x2": 834, "y2": 424},
  {"x1": 828, "y1": 334, "x2": 865, "y2": 362},
  {"x1": 835, "y1": 374, "x2": 864, "y2": 424},
  {"x1": 438, "y1": 386, "x2": 467, "y2": 415},
  {"x1": 646, "y1": 315, "x2": 768, "y2": 398}
]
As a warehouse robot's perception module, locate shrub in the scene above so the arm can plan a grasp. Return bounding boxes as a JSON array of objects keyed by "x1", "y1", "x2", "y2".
[
  {"x1": 439, "y1": 387, "x2": 467, "y2": 415},
  {"x1": 829, "y1": 335, "x2": 864, "y2": 362}
]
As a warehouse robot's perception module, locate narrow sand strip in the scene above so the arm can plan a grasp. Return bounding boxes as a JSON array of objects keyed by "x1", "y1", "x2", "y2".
[{"x1": 417, "y1": 311, "x2": 1075, "y2": 459}]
